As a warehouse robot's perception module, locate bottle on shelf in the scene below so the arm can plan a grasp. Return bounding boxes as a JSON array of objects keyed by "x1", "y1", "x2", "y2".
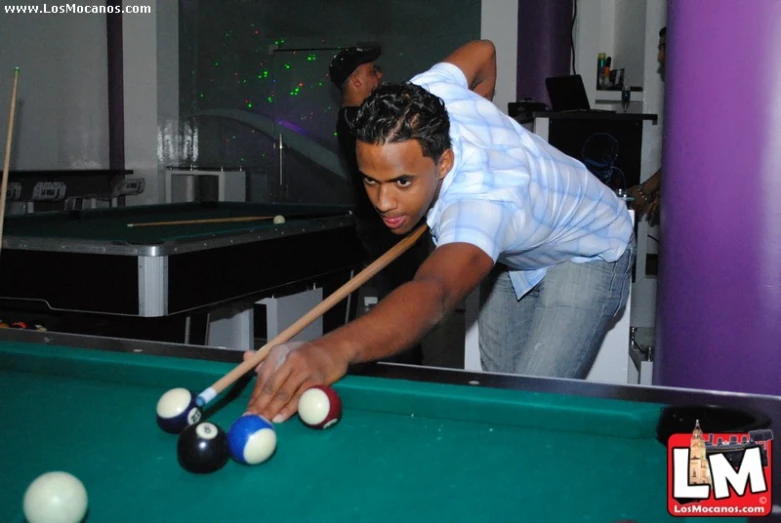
[
  {"x1": 597, "y1": 53, "x2": 606, "y2": 89},
  {"x1": 621, "y1": 85, "x2": 632, "y2": 112}
]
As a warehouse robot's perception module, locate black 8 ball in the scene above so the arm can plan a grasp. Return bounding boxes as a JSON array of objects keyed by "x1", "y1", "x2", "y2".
[{"x1": 177, "y1": 421, "x2": 229, "y2": 473}]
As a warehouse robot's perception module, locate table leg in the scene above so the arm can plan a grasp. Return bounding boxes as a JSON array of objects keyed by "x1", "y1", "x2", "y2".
[{"x1": 206, "y1": 305, "x2": 253, "y2": 350}]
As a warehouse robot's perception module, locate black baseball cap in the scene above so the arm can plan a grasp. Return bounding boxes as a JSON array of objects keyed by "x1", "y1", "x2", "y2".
[{"x1": 329, "y1": 46, "x2": 381, "y2": 87}]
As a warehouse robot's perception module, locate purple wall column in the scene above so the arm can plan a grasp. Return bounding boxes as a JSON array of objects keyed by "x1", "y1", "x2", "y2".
[
  {"x1": 655, "y1": 1, "x2": 781, "y2": 396},
  {"x1": 516, "y1": 0, "x2": 573, "y2": 106}
]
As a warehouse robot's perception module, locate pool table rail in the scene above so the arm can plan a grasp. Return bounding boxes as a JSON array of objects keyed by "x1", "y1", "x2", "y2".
[{"x1": 0, "y1": 214, "x2": 355, "y2": 257}]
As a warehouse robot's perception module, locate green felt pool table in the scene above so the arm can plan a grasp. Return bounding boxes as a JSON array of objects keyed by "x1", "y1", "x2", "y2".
[{"x1": 1, "y1": 329, "x2": 778, "y2": 523}]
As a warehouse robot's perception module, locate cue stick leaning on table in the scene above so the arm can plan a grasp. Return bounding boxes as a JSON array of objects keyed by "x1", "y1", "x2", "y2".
[
  {"x1": 195, "y1": 222, "x2": 429, "y2": 407},
  {"x1": 0, "y1": 67, "x2": 20, "y2": 258}
]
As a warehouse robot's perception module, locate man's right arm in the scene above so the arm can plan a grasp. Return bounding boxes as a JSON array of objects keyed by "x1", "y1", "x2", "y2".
[
  {"x1": 442, "y1": 40, "x2": 497, "y2": 101},
  {"x1": 244, "y1": 241, "x2": 494, "y2": 423}
]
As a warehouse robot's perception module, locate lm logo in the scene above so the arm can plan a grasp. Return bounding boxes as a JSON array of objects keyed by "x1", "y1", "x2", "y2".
[{"x1": 667, "y1": 420, "x2": 773, "y2": 517}]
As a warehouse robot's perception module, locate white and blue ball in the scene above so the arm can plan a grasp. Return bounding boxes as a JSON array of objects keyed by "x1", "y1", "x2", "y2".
[
  {"x1": 227, "y1": 414, "x2": 277, "y2": 465},
  {"x1": 156, "y1": 388, "x2": 202, "y2": 434}
]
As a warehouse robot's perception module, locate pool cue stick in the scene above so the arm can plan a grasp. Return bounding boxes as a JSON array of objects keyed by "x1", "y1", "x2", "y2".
[
  {"x1": 0, "y1": 67, "x2": 20, "y2": 258},
  {"x1": 127, "y1": 215, "x2": 275, "y2": 228},
  {"x1": 195, "y1": 222, "x2": 429, "y2": 407}
]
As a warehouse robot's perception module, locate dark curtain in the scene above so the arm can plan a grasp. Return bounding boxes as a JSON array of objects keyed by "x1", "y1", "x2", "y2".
[{"x1": 516, "y1": 0, "x2": 574, "y2": 107}]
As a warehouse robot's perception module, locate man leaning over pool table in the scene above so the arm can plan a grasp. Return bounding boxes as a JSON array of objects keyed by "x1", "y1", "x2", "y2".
[{"x1": 244, "y1": 40, "x2": 635, "y2": 423}]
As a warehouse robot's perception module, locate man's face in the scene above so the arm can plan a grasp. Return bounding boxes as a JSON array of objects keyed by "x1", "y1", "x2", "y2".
[
  {"x1": 356, "y1": 139, "x2": 452, "y2": 235},
  {"x1": 657, "y1": 36, "x2": 666, "y2": 70},
  {"x1": 353, "y1": 62, "x2": 383, "y2": 93}
]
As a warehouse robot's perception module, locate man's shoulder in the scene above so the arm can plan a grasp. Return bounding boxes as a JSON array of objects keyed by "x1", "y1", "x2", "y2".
[
  {"x1": 337, "y1": 106, "x2": 359, "y2": 125},
  {"x1": 410, "y1": 62, "x2": 468, "y2": 90},
  {"x1": 336, "y1": 106, "x2": 359, "y2": 136}
]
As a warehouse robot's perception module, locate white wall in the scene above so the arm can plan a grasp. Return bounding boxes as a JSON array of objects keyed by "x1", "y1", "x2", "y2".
[
  {"x1": 574, "y1": 0, "x2": 607, "y2": 104},
  {"x1": 642, "y1": 1, "x2": 666, "y2": 120},
  {"x1": 0, "y1": 0, "x2": 174, "y2": 203},
  {"x1": 481, "y1": 0, "x2": 519, "y2": 115},
  {"x1": 122, "y1": 0, "x2": 178, "y2": 205},
  {"x1": 599, "y1": 0, "x2": 617, "y2": 73},
  {"x1": 574, "y1": 0, "x2": 663, "y2": 108},
  {"x1": 614, "y1": 0, "x2": 647, "y2": 87},
  {"x1": 155, "y1": 0, "x2": 180, "y2": 199},
  {"x1": 0, "y1": 1, "x2": 109, "y2": 169}
]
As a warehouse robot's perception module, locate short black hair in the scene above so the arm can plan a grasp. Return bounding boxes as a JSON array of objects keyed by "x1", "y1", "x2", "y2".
[
  {"x1": 352, "y1": 83, "x2": 451, "y2": 162},
  {"x1": 659, "y1": 26, "x2": 666, "y2": 37}
]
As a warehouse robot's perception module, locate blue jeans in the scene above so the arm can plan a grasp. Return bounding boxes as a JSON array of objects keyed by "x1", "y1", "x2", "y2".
[{"x1": 478, "y1": 240, "x2": 636, "y2": 379}]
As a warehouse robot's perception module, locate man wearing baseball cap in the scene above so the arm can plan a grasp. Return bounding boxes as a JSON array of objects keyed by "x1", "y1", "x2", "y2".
[
  {"x1": 330, "y1": 46, "x2": 431, "y2": 365},
  {"x1": 330, "y1": 47, "x2": 385, "y2": 227},
  {"x1": 329, "y1": 47, "x2": 382, "y2": 90}
]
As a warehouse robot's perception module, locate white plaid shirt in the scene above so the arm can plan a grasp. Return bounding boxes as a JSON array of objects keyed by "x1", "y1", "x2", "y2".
[{"x1": 410, "y1": 63, "x2": 634, "y2": 298}]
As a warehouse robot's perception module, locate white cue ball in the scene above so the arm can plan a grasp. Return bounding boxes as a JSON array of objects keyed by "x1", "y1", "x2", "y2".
[
  {"x1": 23, "y1": 471, "x2": 88, "y2": 523},
  {"x1": 272, "y1": 215, "x2": 286, "y2": 224}
]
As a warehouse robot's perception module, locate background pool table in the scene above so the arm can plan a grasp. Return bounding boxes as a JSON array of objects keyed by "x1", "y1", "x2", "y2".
[
  {"x1": 2, "y1": 329, "x2": 778, "y2": 522},
  {"x1": 0, "y1": 201, "x2": 362, "y2": 316},
  {"x1": 0, "y1": 201, "x2": 364, "y2": 345}
]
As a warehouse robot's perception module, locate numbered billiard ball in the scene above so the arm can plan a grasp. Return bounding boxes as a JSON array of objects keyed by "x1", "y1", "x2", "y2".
[
  {"x1": 23, "y1": 471, "x2": 88, "y2": 523},
  {"x1": 298, "y1": 385, "x2": 342, "y2": 429},
  {"x1": 156, "y1": 388, "x2": 202, "y2": 434},
  {"x1": 177, "y1": 421, "x2": 229, "y2": 474},
  {"x1": 227, "y1": 414, "x2": 277, "y2": 465}
]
